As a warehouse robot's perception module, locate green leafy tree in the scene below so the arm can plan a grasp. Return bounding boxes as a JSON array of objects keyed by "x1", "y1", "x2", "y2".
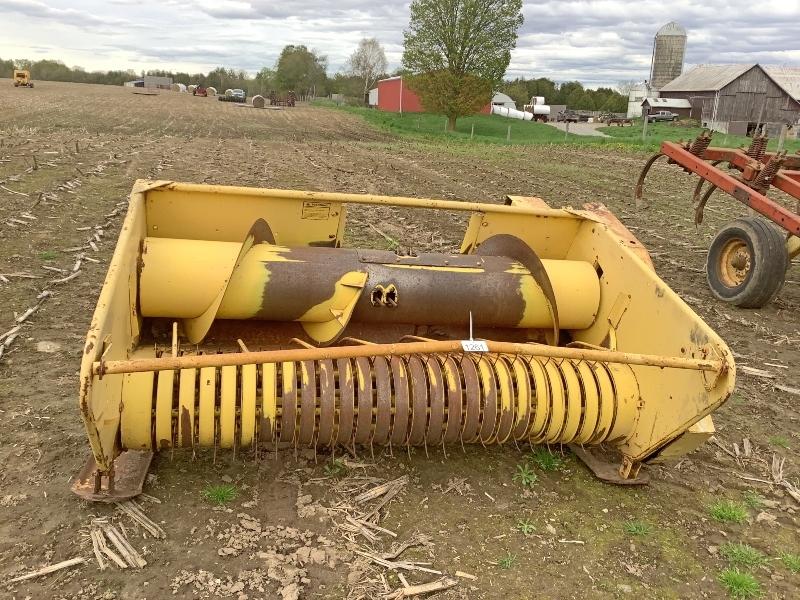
[
  {"x1": 403, "y1": 0, "x2": 524, "y2": 130},
  {"x1": 275, "y1": 45, "x2": 328, "y2": 96}
]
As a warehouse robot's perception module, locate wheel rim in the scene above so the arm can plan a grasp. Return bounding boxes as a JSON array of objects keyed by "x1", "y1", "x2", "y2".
[{"x1": 718, "y1": 238, "x2": 751, "y2": 288}]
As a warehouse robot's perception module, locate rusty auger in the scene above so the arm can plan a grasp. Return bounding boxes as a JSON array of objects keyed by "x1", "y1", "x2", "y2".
[{"x1": 72, "y1": 181, "x2": 735, "y2": 501}]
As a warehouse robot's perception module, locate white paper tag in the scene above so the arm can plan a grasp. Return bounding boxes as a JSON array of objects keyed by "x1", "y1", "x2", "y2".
[{"x1": 460, "y1": 340, "x2": 489, "y2": 352}]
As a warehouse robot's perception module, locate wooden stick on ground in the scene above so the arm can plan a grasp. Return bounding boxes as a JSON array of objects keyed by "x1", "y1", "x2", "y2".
[
  {"x1": 385, "y1": 576, "x2": 458, "y2": 598},
  {"x1": 115, "y1": 500, "x2": 166, "y2": 538},
  {"x1": 90, "y1": 530, "x2": 107, "y2": 570},
  {"x1": 6, "y1": 557, "x2": 87, "y2": 584}
]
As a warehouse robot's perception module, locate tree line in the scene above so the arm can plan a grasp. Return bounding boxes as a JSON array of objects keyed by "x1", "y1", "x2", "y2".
[{"x1": 3, "y1": 21, "x2": 627, "y2": 120}]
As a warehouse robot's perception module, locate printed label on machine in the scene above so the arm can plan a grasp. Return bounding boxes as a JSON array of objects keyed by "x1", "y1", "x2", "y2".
[
  {"x1": 301, "y1": 201, "x2": 332, "y2": 220},
  {"x1": 461, "y1": 340, "x2": 489, "y2": 352}
]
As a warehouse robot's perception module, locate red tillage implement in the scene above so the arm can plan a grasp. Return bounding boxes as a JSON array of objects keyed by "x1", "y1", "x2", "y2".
[{"x1": 636, "y1": 131, "x2": 800, "y2": 307}]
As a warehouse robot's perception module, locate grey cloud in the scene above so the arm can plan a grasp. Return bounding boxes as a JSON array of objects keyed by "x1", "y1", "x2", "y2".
[
  {"x1": 0, "y1": 0, "x2": 129, "y2": 27},
  {"x1": 0, "y1": 0, "x2": 797, "y2": 87}
]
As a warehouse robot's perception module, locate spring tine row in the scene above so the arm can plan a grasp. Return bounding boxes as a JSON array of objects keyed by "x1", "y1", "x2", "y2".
[{"x1": 119, "y1": 352, "x2": 640, "y2": 453}]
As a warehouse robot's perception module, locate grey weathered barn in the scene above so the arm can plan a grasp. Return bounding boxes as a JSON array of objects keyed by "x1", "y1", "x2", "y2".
[{"x1": 659, "y1": 64, "x2": 800, "y2": 136}]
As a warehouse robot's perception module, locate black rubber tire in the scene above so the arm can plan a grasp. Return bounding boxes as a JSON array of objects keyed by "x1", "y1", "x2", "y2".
[{"x1": 706, "y1": 217, "x2": 789, "y2": 308}]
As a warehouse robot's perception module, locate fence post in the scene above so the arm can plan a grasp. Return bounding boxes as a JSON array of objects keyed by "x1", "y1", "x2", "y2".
[
  {"x1": 506, "y1": 125, "x2": 511, "y2": 142},
  {"x1": 777, "y1": 124, "x2": 787, "y2": 152},
  {"x1": 565, "y1": 121, "x2": 569, "y2": 140},
  {"x1": 471, "y1": 123, "x2": 474, "y2": 140},
  {"x1": 641, "y1": 113, "x2": 648, "y2": 141},
  {"x1": 445, "y1": 119, "x2": 448, "y2": 132}
]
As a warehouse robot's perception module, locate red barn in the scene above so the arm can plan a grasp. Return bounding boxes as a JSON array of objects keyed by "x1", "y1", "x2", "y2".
[
  {"x1": 376, "y1": 76, "x2": 514, "y2": 115},
  {"x1": 377, "y1": 76, "x2": 424, "y2": 113}
]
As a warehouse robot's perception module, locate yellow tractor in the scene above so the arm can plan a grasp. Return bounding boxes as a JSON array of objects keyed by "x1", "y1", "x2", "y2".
[
  {"x1": 13, "y1": 69, "x2": 33, "y2": 88},
  {"x1": 72, "y1": 180, "x2": 735, "y2": 501}
]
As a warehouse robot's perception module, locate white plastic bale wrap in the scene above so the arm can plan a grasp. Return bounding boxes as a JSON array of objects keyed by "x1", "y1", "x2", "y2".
[{"x1": 491, "y1": 105, "x2": 534, "y2": 121}]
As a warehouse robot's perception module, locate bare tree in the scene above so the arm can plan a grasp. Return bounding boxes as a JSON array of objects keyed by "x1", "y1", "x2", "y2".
[
  {"x1": 616, "y1": 80, "x2": 639, "y2": 95},
  {"x1": 347, "y1": 38, "x2": 388, "y2": 101}
]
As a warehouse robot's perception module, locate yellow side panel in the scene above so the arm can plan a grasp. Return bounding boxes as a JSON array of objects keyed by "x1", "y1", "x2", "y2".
[{"x1": 145, "y1": 187, "x2": 345, "y2": 246}]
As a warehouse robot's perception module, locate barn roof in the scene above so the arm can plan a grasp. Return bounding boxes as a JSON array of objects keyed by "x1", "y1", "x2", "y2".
[
  {"x1": 660, "y1": 64, "x2": 800, "y2": 103},
  {"x1": 641, "y1": 97, "x2": 691, "y2": 109},
  {"x1": 660, "y1": 64, "x2": 752, "y2": 92},
  {"x1": 763, "y1": 66, "x2": 800, "y2": 102}
]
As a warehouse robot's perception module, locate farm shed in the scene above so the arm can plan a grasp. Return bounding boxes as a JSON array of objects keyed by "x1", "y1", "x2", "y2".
[
  {"x1": 377, "y1": 76, "x2": 424, "y2": 113},
  {"x1": 143, "y1": 75, "x2": 172, "y2": 90},
  {"x1": 484, "y1": 92, "x2": 516, "y2": 111},
  {"x1": 376, "y1": 77, "x2": 517, "y2": 115},
  {"x1": 659, "y1": 64, "x2": 800, "y2": 136},
  {"x1": 124, "y1": 80, "x2": 144, "y2": 88},
  {"x1": 640, "y1": 97, "x2": 692, "y2": 118}
]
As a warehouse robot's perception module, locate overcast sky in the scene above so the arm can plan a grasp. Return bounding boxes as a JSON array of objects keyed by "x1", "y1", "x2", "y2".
[{"x1": 1, "y1": 0, "x2": 798, "y2": 88}]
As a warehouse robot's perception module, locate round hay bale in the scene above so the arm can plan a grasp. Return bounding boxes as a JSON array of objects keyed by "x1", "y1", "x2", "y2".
[
  {"x1": 224, "y1": 88, "x2": 234, "y2": 96},
  {"x1": 170, "y1": 83, "x2": 180, "y2": 92},
  {"x1": 206, "y1": 86, "x2": 217, "y2": 96},
  {"x1": 252, "y1": 95, "x2": 265, "y2": 109}
]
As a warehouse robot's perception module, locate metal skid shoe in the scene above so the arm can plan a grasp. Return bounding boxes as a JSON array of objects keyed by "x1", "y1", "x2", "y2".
[
  {"x1": 570, "y1": 445, "x2": 650, "y2": 485},
  {"x1": 71, "y1": 450, "x2": 154, "y2": 502}
]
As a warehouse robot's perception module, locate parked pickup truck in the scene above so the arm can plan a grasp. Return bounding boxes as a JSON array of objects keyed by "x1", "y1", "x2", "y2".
[
  {"x1": 557, "y1": 110, "x2": 588, "y2": 123},
  {"x1": 647, "y1": 110, "x2": 678, "y2": 122}
]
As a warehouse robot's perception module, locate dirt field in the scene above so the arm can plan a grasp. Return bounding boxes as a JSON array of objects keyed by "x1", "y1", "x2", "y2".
[{"x1": 1, "y1": 80, "x2": 798, "y2": 600}]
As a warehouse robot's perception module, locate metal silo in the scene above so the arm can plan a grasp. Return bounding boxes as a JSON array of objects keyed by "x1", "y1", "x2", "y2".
[{"x1": 649, "y1": 22, "x2": 686, "y2": 90}]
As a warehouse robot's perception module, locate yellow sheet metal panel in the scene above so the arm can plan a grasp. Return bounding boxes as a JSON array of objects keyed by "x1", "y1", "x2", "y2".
[
  {"x1": 460, "y1": 211, "x2": 583, "y2": 259},
  {"x1": 567, "y1": 220, "x2": 734, "y2": 460},
  {"x1": 145, "y1": 187, "x2": 345, "y2": 246},
  {"x1": 650, "y1": 415, "x2": 715, "y2": 460},
  {"x1": 79, "y1": 185, "x2": 149, "y2": 471},
  {"x1": 177, "y1": 368, "x2": 196, "y2": 447},
  {"x1": 219, "y1": 365, "x2": 236, "y2": 448},
  {"x1": 240, "y1": 364, "x2": 257, "y2": 447},
  {"x1": 121, "y1": 371, "x2": 154, "y2": 450}
]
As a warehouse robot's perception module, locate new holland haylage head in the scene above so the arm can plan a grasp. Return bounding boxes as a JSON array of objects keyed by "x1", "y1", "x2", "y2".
[{"x1": 72, "y1": 180, "x2": 734, "y2": 501}]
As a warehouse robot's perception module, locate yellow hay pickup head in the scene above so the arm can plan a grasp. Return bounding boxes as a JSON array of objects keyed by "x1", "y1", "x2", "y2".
[{"x1": 73, "y1": 180, "x2": 734, "y2": 501}]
